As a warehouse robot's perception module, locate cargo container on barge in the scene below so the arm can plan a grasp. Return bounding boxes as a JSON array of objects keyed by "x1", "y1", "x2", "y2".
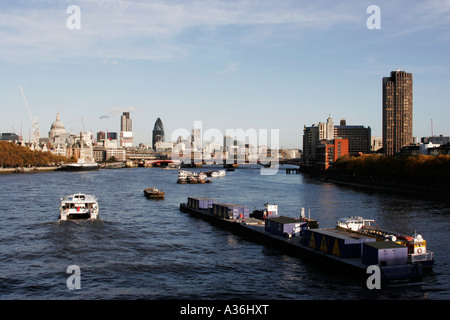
[{"x1": 179, "y1": 197, "x2": 428, "y2": 281}]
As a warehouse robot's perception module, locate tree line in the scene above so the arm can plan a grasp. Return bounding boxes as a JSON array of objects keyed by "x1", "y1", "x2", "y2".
[
  {"x1": 328, "y1": 153, "x2": 450, "y2": 186},
  {"x1": 0, "y1": 141, "x2": 75, "y2": 167}
]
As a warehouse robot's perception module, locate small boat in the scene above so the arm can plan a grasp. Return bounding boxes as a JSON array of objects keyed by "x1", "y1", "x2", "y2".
[
  {"x1": 177, "y1": 170, "x2": 188, "y2": 184},
  {"x1": 59, "y1": 193, "x2": 99, "y2": 220},
  {"x1": 336, "y1": 216, "x2": 434, "y2": 269},
  {"x1": 197, "y1": 172, "x2": 207, "y2": 184},
  {"x1": 211, "y1": 170, "x2": 226, "y2": 178},
  {"x1": 162, "y1": 163, "x2": 181, "y2": 170},
  {"x1": 188, "y1": 175, "x2": 198, "y2": 184},
  {"x1": 144, "y1": 188, "x2": 165, "y2": 199},
  {"x1": 204, "y1": 171, "x2": 213, "y2": 177}
]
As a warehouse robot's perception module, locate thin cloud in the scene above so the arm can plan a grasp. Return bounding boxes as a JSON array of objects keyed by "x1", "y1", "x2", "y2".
[
  {"x1": 0, "y1": 0, "x2": 448, "y2": 64},
  {"x1": 0, "y1": 0, "x2": 360, "y2": 63},
  {"x1": 109, "y1": 107, "x2": 136, "y2": 115},
  {"x1": 216, "y1": 61, "x2": 240, "y2": 76}
]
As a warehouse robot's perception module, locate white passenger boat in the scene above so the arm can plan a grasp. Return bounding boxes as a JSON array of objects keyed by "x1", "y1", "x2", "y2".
[
  {"x1": 64, "y1": 159, "x2": 100, "y2": 171},
  {"x1": 59, "y1": 193, "x2": 99, "y2": 220}
]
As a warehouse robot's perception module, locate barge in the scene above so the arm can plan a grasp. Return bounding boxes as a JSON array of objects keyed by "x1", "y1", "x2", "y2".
[{"x1": 179, "y1": 197, "x2": 428, "y2": 282}]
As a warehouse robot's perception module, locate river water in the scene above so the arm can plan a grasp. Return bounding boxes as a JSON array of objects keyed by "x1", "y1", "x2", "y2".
[{"x1": 0, "y1": 165, "x2": 449, "y2": 301}]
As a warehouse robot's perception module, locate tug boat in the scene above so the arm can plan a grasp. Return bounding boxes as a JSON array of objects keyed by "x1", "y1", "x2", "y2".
[
  {"x1": 59, "y1": 193, "x2": 99, "y2": 220},
  {"x1": 336, "y1": 216, "x2": 434, "y2": 269},
  {"x1": 144, "y1": 187, "x2": 165, "y2": 199}
]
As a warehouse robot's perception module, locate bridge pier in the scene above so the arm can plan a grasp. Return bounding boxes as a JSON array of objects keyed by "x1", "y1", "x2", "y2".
[{"x1": 285, "y1": 168, "x2": 300, "y2": 174}]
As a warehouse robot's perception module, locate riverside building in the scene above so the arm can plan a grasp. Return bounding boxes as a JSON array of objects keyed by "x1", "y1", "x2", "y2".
[{"x1": 382, "y1": 70, "x2": 413, "y2": 156}]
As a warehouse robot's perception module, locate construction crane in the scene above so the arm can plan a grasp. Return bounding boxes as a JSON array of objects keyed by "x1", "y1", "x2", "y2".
[{"x1": 19, "y1": 86, "x2": 40, "y2": 144}]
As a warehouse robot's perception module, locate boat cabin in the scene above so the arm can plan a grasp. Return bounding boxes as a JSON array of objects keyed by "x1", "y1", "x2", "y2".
[{"x1": 336, "y1": 216, "x2": 376, "y2": 232}]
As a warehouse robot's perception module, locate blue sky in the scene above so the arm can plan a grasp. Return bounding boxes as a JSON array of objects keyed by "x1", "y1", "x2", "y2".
[{"x1": 1, "y1": 0, "x2": 449, "y2": 148}]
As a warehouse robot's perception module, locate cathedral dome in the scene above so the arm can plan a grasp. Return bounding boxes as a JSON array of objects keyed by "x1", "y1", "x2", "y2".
[{"x1": 49, "y1": 112, "x2": 66, "y2": 138}]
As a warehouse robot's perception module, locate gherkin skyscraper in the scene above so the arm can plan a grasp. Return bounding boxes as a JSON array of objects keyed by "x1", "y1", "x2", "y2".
[{"x1": 152, "y1": 117, "x2": 165, "y2": 150}]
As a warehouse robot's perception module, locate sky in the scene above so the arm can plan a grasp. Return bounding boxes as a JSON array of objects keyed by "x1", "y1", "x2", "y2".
[{"x1": 0, "y1": 0, "x2": 449, "y2": 149}]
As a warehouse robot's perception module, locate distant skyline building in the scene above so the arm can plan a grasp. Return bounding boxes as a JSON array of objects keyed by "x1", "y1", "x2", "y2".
[
  {"x1": 0, "y1": 132, "x2": 20, "y2": 143},
  {"x1": 382, "y1": 70, "x2": 413, "y2": 156},
  {"x1": 120, "y1": 112, "x2": 133, "y2": 147},
  {"x1": 191, "y1": 127, "x2": 201, "y2": 152},
  {"x1": 152, "y1": 117, "x2": 165, "y2": 150},
  {"x1": 97, "y1": 131, "x2": 106, "y2": 142}
]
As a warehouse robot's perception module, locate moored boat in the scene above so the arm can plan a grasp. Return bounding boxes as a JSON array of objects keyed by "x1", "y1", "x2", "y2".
[
  {"x1": 211, "y1": 170, "x2": 226, "y2": 178},
  {"x1": 63, "y1": 159, "x2": 100, "y2": 171},
  {"x1": 188, "y1": 175, "x2": 198, "y2": 184},
  {"x1": 197, "y1": 172, "x2": 207, "y2": 183},
  {"x1": 177, "y1": 170, "x2": 188, "y2": 183},
  {"x1": 144, "y1": 187, "x2": 165, "y2": 199},
  {"x1": 59, "y1": 193, "x2": 99, "y2": 220}
]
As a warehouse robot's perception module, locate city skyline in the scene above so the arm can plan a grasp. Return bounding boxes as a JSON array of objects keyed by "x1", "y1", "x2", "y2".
[{"x1": 1, "y1": 1, "x2": 449, "y2": 149}]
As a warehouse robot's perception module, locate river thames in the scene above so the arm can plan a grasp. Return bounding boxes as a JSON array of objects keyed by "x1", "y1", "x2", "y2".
[{"x1": 0, "y1": 165, "x2": 449, "y2": 300}]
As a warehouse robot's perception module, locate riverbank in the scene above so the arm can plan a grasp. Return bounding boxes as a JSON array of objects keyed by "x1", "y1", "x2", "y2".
[
  {"x1": 310, "y1": 172, "x2": 450, "y2": 201},
  {"x1": 0, "y1": 162, "x2": 130, "y2": 175},
  {"x1": 0, "y1": 166, "x2": 60, "y2": 174},
  {"x1": 300, "y1": 154, "x2": 450, "y2": 201}
]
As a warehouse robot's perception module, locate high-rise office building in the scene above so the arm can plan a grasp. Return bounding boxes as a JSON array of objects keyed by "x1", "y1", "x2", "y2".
[
  {"x1": 334, "y1": 120, "x2": 371, "y2": 156},
  {"x1": 382, "y1": 70, "x2": 413, "y2": 156},
  {"x1": 302, "y1": 116, "x2": 371, "y2": 166},
  {"x1": 120, "y1": 112, "x2": 133, "y2": 147},
  {"x1": 152, "y1": 117, "x2": 165, "y2": 150}
]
